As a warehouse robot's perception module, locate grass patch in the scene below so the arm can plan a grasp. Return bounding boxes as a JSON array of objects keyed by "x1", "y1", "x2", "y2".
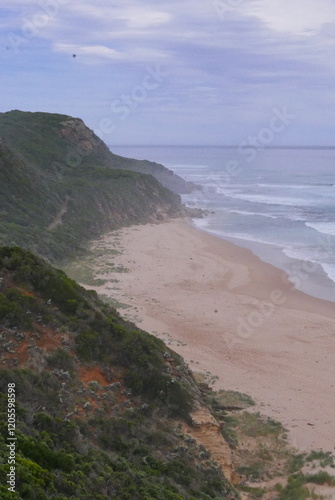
[
  {"x1": 97, "y1": 294, "x2": 131, "y2": 309},
  {"x1": 223, "y1": 410, "x2": 292, "y2": 487},
  {"x1": 306, "y1": 450, "x2": 335, "y2": 468},
  {"x1": 239, "y1": 484, "x2": 266, "y2": 498},
  {"x1": 275, "y1": 471, "x2": 335, "y2": 499},
  {"x1": 306, "y1": 470, "x2": 335, "y2": 485},
  {"x1": 211, "y1": 389, "x2": 255, "y2": 409},
  {"x1": 289, "y1": 450, "x2": 335, "y2": 473},
  {"x1": 60, "y1": 259, "x2": 108, "y2": 287},
  {"x1": 237, "y1": 411, "x2": 284, "y2": 437},
  {"x1": 61, "y1": 236, "x2": 129, "y2": 290}
]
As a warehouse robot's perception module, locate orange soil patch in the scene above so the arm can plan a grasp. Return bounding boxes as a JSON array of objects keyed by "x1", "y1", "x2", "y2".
[
  {"x1": 33, "y1": 324, "x2": 67, "y2": 350},
  {"x1": 79, "y1": 366, "x2": 110, "y2": 386},
  {"x1": 74, "y1": 366, "x2": 134, "y2": 416},
  {"x1": 72, "y1": 389, "x2": 134, "y2": 421},
  {"x1": 17, "y1": 287, "x2": 36, "y2": 298},
  {"x1": 4, "y1": 324, "x2": 73, "y2": 368}
]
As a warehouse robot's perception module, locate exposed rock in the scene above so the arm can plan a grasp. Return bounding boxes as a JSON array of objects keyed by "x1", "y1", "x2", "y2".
[
  {"x1": 59, "y1": 118, "x2": 101, "y2": 154},
  {"x1": 182, "y1": 206, "x2": 214, "y2": 218},
  {"x1": 182, "y1": 403, "x2": 241, "y2": 486},
  {"x1": 108, "y1": 382, "x2": 121, "y2": 391}
]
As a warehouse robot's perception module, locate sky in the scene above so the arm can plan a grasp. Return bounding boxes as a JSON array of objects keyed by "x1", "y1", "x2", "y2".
[{"x1": 1, "y1": 0, "x2": 335, "y2": 146}]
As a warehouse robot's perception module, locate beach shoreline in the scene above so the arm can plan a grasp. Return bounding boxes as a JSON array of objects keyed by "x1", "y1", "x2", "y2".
[
  {"x1": 77, "y1": 218, "x2": 335, "y2": 454},
  {"x1": 192, "y1": 216, "x2": 335, "y2": 304}
]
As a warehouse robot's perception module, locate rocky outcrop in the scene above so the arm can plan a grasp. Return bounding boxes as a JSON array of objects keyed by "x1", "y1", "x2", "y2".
[
  {"x1": 59, "y1": 119, "x2": 98, "y2": 153},
  {"x1": 182, "y1": 206, "x2": 214, "y2": 218}
]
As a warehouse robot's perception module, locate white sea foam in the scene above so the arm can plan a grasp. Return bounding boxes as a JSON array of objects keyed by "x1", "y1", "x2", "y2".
[
  {"x1": 256, "y1": 183, "x2": 333, "y2": 190},
  {"x1": 223, "y1": 192, "x2": 312, "y2": 207},
  {"x1": 165, "y1": 163, "x2": 210, "y2": 170},
  {"x1": 281, "y1": 248, "x2": 335, "y2": 286},
  {"x1": 320, "y1": 263, "x2": 335, "y2": 283},
  {"x1": 283, "y1": 246, "x2": 317, "y2": 262},
  {"x1": 228, "y1": 209, "x2": 278, "y2": 219},
  {"x1": 305, "y1": 222, "x2": 335, "y2": 238},
  {"x1": 192, "y1": 220, "x2": 277, "y2": 247},
  {"x1": 229, "y1": 209, "x2": 308, "y2": 223},
  {"x1": 285, "y1": 214, "x2": 307, "y2": 222}
]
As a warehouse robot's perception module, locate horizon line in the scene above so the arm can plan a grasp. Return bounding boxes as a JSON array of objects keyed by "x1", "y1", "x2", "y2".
[{"x1": 109, "y1": 144, "x2": 335, "y2": 150}]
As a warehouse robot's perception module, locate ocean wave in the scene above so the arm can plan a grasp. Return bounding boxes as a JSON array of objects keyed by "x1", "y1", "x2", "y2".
[
  {"x1": 166, "y1": 163, "x2": 210, "y2": 170},
  {"x1": 256, "y1": 183, "x2": 334, "y2": 189},
  {"x1": 228, "y1": 209, "x2": 278, "y2": 219},
  {"x1": 320, "y1": 263, "x2": 335, "y2": 283},
  {"x1": 282, "y1": 250, "x2": 335, "y2": 286},
  {"x1": 223, "y1": 192, "x2": 312, "y2": 207},
  {"x1": 192, "y1": 222, "x2": 278, "y2": 247},
  {"x1": 305, "y1": 222, "x2": 335, "y2": 238},
  {"x1": 228, "y1": 208, "x2": 309, "y2": 223},
  {"x1": 282, "y1": 246, "x2": 318, "y2": 262},
  {"x1": 284, "y1": 213, "x2": 307, "y2": 222}
]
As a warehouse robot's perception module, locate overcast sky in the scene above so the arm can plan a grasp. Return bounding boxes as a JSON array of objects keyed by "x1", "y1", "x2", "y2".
[{"x1": 1, "y1": 0, "x2": 335, "y2": 145}]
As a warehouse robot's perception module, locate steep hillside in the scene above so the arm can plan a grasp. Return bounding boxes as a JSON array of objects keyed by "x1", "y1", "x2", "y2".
[
  {"x1": 0, "y1": 110, "x2": 197, "y2": 193},
  {"x1": 0, "y1": 111, "x2": 188, "y2": 261},
  {"x1": 0, "y1": 246, "x2": 239, "y2": 499}
]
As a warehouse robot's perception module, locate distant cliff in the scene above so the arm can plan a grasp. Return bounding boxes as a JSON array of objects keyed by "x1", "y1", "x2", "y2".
[
  {"x1": 0, "y1": 110, "x2": 197, "y2": 194},
  {"x1": 0, "y1": 110, "x2": 195, "y2": 261},
  {"x1": 55, "y1": 116, "x2": 198, "y2": 193}
]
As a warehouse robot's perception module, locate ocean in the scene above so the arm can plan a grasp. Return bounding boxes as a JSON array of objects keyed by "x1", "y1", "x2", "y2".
[{"x1": 111, "y1": 146, "x2": 335, "y2": 303}]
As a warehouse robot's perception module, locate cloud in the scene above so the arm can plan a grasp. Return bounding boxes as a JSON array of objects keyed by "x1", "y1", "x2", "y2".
[
  {"x1": 69, "y1": 3, "x2": 172, "y2": 29},
  {"x1": 53, "y1": 42, "x2": 170, "y2": 64},
  {"x1": 243, "y1": 0, "x2": 335, "y2": 35},
  {"x1": 1, "y1": 0, "x2": 335, "y2": 144},
  {"x1": 54, "y1": 43, "x2": 122, "y2": 59},
  {"x1": 114, "y1": 7, "x2": 171, "y2": 29}
]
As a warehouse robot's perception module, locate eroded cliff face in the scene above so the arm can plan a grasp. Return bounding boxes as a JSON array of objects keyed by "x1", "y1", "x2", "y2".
[
  {"x1": 181, "y1": 404, "x2": 253, "y2": 500},
  {"x1": 183, "y1": 404, "x2": 239, "y2": 484}
]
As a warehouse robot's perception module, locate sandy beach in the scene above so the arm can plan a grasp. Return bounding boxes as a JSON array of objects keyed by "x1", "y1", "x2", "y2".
[{"x1": 83, "y1": 219, "x2": 335, "y2": 454}]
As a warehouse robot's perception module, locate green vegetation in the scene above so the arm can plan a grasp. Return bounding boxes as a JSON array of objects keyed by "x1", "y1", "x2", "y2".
[
  {"x1": 0, "y1": 110, "x2": 187, "y2": 262},
  {"x1": 204, "y1": 387, "x2": 335, "y2": 499},
  {"x1": 208, "y1": 389, "x2": 255, "y2": 410},
  {"x1": 0, "y1": 246, "x2": 239, "y2": 499},
  {"x1": 289, "y1": 450, "x2": 335, "y2": 473},
  {"x1": 0, "y1": 246, "x2": 194, "y2": 415},
  {"x1": 275, "y1": 471, "x2": 335, "y2": 499},
  {"x1": 0, "y1": 390, "x2": 237, "y2": 500}
]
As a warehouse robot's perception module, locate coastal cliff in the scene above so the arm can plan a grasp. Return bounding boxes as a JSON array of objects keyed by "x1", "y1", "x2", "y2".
[{"x1": 0, "y1": 110, "x2": 194, "y2": 261}]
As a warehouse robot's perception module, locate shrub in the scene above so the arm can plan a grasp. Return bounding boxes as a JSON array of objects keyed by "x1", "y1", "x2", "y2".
[{"x1": 46, "y1": 348, "x2": 75, "y2": 372}]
